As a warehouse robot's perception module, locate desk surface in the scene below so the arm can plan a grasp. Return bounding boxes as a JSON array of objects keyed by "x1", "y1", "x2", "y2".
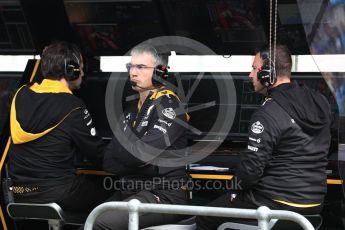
[{"x1": 77, "y1": 169, "x2": 343, "y2": 185}]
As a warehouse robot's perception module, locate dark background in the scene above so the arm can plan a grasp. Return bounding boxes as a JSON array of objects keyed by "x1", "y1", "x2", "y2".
[{"x1": 0, "y1": 0, "x2": 312, "y2": 58}]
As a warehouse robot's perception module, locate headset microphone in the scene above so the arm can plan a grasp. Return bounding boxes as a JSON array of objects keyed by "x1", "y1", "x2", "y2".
[
  {"x1": 130, "y1": 81, "x2": 137, "y2": 87},
  {"x1": 130, "y1": 80, "x2": 156, "y2": 90}
]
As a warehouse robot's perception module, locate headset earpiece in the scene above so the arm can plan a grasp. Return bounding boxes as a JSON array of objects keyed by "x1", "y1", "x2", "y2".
[
  {"x1": 152, "y1": 65, "x2": 169, "y2": 86},
  {"x1": 64, "y1": 53, "x2": 81, "y2": 81},
  {"x1": 257, "y1": 47, "x2": 276, "y2": 87},
  {"x1": 257, "y1": 64, "x2": 272, "y2": 87}
]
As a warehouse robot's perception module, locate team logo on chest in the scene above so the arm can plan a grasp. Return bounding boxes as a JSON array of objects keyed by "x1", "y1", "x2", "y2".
[
  {"x1": 251, "y1": 121, "x2": 264, "y2": 134},
  {"x1": 162, "y1": 108, "x2": 176, "y2": 119}
]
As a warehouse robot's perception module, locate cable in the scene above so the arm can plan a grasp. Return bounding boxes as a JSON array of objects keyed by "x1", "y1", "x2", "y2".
[
  {"x1": 269, "y1": 0, "x2": 278, "y2": 85},
  {"x1": 130, "y1": 81, "x2": 158, "y2": 90}
]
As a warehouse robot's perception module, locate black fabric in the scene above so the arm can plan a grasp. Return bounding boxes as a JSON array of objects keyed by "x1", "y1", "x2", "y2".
[
  {"x1": 9, "y1": 107, "x2": 106, "y2": 186},
  {"x1": 103, "y1": 89, "x2": 188, "y2": 179},
  {"x1": 196, "y1": 191, "x2": 322, "y2": 230},
  {"x1": 92, "y1": 189, "x2": 189, "y2": 230},
  {"x1": 268, "y1": 82, "x2": 331, "y2": 135},
  {"x1": 14, "y1": 175, "x2": 111, "y2": 213},
  {"x1": 100, "y1": 88, "x2": 189, "y2": 229},
  {"x1": 235, "y1": 82, "x2": 331, "y2": 205},
  {"x1": 14, "y1": 86, "x2": 83, "y2": 133},
  {"x1": 8, "y1": 86, "x2": 108, "y2": 212}
]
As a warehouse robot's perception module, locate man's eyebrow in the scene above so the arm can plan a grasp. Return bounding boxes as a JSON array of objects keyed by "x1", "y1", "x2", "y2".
[{"x1": 132, "y1": 64, "x2": 147, "y2": 67}]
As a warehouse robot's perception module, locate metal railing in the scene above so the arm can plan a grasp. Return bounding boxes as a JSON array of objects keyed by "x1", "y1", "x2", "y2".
[{"x1": 84, "y1": 199, "x2": 315, "y2": 230}]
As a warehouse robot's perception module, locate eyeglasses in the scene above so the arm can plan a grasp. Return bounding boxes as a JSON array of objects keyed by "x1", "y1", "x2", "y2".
[{"x1": 126, "y1": 63, "x2": 155, "y2": 72}]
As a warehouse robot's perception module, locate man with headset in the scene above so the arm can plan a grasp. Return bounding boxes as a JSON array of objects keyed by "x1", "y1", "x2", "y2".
[
  {"x1": 92, "y1": 44, "x2": 189, "y2": 229},
  {"x1": 8, "y1": 41, "x2": 110, "y2": 212},
  {"x1": 196, "y1": 44, "x2": 332, "y2": 229}
]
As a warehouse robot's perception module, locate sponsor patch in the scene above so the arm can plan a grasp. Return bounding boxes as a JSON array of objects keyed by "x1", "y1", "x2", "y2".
[
  {"x1": 248, "y1": 145, "x2": 258, "y2": 152},
  {"x1": 251, "y1": 121, "x2": 264, "y2": 134},
  {"x1": 249, "y1": 137, "x2": 261, "y2": 143},
  {"x1": 153, "y1": 124, "x2": 167, "y2": 134},
  {"x1": 90, "y1": 127, "x2": 96, "y2": 136},
  {"x1": 83, "y1": 109, "x2": 90, "y2": 119},
  {"x1": 158, "y1": 119, "x2": 172, "y2": 127},
  {"x1": 86, "y1": 119, "x2": 92, "y2": 126},
  {"x1": 162, "y1": 108, "x2": 176, "y2": 119}
]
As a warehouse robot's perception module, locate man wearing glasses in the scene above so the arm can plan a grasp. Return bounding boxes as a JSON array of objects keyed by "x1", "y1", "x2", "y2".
[{"x1": 93, "y1": 44, "x2": 189, "y2": 229}]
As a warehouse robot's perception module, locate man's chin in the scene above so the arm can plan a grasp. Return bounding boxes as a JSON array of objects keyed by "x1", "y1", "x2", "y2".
[
  {"x1": 69, "y1": 83, "x2": 81, "y2": 91},
  {"x1": 131, "y1": 86, "x2": 140, "y2": 91},
  {"x1": 256, "y1": 86, "x2": 267, "y2": 95}
]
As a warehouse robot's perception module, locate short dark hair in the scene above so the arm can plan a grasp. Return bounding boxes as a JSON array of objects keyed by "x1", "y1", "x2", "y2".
[
  {"x1": 257, "y1": 44, "x2": 292, "y2": 77},
  {"x1": 41, "y1": 41, "x2": 81, "y2": 80}
]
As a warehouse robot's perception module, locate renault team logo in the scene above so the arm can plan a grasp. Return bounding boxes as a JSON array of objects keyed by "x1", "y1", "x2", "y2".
[
  {"x1": 162, "y1": 108, "x2": 176, "y2": 119},
  {"x1": 251, "y1": 121, "x2": 264, "y2": 134}
]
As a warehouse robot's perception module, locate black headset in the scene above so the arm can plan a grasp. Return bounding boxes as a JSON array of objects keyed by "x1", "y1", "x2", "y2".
[
  {"x1": 152, "y1": 64, "x2": 169, "y2": 86},
  {"x1": 257, "y1": 47, "x2": 276, "y2": 87},
  {"x1": 64, "y1": 52, "x2": 81, "y2": 81}
]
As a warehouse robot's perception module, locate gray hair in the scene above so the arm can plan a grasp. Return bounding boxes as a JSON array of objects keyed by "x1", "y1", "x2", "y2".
[{"x1": 130, "y1": 44, "x2": 165, "y2": 66}]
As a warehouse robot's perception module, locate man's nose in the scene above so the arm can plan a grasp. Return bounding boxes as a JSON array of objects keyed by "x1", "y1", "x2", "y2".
[
  {"x1": 249, "y1": 71, "x2": 254, "y2": 79},
  {"x1": 80, "y1": 69, "x2": 84, "y2": 78},
  {"x1": 130, "y1": 66, "x2": 138, "y2": 75}
]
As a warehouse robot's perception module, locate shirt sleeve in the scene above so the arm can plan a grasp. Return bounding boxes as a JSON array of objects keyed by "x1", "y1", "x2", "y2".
[
  {"x1": 103, "y1": 96, "x2": 188, "y2": 174},
  {"x1": 67, "y1": 107, "x2": 106, "y2": 168},
  {"x1": 235, "y1": 109, "x2": 280, "y2": 189}
]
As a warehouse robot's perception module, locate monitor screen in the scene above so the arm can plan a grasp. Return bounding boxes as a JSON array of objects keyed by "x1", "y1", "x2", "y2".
[
  {"x1": 64, "y1": 0, "x2": 266, "y2": 55},
  {"x1": 182, "y1": 73, "x2": 263, "y2": 140},
  {"x1": 64, "y1": 0, "x2": 165, "y2": 56}
]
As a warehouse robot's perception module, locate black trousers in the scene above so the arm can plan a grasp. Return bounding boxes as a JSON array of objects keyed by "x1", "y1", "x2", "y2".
[
  {"x1": 14, "y1": 175, "x2": 111, "y2": 213},
  {"x1": 92, "y1": 189, "x2": 189, "y2": 230},
  {"x1": 196, "y1": 191, "x2": 323, "y2": 230}
]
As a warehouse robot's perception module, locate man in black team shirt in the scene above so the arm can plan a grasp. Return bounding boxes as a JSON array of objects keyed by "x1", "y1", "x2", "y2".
[
  {"x1": 196, "y1": 44, "x2": 332, "y2": 229},
  {"x1": 8, "y1": 41, "x2": 110, "y2": 212},
  {"x1": 92, "y1": 44, "x2": 189, "y2": 230}
]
